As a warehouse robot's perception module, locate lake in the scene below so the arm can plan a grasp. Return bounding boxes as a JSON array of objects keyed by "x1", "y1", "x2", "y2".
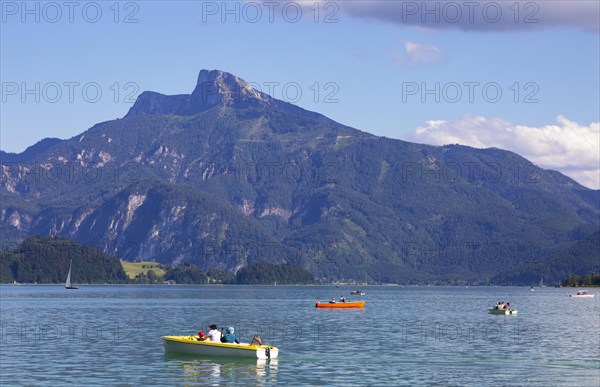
[{"x1": 1, "y1": 285, "x2": 598, "y2": 386}]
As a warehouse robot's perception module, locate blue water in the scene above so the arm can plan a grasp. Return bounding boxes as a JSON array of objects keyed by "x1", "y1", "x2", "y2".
[{"x1": 1, "y1": 285, "x2": 598, "y2": 386}]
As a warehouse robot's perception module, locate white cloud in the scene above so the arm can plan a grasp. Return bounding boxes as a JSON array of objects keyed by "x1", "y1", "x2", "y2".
[
  {"x1": 404, "y1": 41, "x2": 444, "y2": 65},
  {"x1": 334, "y1": 1, "x2": 599, "y2": 32},
  {"x1": 388, "y1": 41, "x2": 445, "y2": 66},
  {"x1": 411, "y1": 115, "x2": 600, "y2": 189}
]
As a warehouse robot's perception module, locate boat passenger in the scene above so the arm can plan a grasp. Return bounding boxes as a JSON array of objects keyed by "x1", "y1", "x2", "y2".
[
  {"x1": 250, "y1": 334, "x2": 263, "y2": 345},
  {"x1": 221, "y1": 327, "x2": 240, "y2": 344},
  {"x1": 329, "y1": 298, "x2": 336, "y2": 304},
  {"x1": 197, "y1": 331, "x2": 207, "y2": 341},
  {"x1": 339, "y1": 296, "x2": 346, "y2": 303},
  {"x1": 207, "y1": 324, "x2": 222, "y2": 342}
]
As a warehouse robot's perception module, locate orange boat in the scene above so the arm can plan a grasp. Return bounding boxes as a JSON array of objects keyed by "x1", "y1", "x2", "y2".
[{"x1": 315, "y1": 300, "x2": 365, "y2": 308}]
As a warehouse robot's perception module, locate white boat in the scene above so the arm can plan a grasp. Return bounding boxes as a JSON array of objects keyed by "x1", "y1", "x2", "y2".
[
  {"x1": 65, "y1": 260, "x2": 79, "y2": 289},
  {"x1": 162, "y1": 336, "x2": 279, "y2": 359},
  {"x1": 569, "y1": 291, "x2": 594, "y2": 298},
  {"x1": 350, "y1": 290, "x2": 365, "y2": 295},
  {"x1": 488, "y1": 307, "x2": 518, "y2": 315}
]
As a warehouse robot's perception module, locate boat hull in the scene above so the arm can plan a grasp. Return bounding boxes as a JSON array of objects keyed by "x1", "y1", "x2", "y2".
[
  {"x1": 162, "y1": 336, "x2": 278, "y2": 360},
  {"x1": 488, "y1": 308, "x2": 517, "y2": 315},
  {"x1": 316, "y1": 301, "x2": 365, "y2": 308},
  {"x1": 570, "y1": 294, "x2": 594, "y2": 298}
]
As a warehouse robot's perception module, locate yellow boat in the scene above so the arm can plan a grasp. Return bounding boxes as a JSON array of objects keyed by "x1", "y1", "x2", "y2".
[{"x1": 162, "y1": 336, "x2": 278, "y2": 359}]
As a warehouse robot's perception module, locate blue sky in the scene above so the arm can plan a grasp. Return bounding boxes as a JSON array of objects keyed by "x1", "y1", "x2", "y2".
[{"x1": 1, "y1": 1, "x2": 599, "y2": 187}]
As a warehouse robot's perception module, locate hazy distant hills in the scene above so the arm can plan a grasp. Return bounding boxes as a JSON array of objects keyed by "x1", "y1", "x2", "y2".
[
  {"x1": 1, "y1": 69, "x2": 598, "y2": 284},
  {"x1": 492, "y1": 231, "x2": 600, "y2": 285}
]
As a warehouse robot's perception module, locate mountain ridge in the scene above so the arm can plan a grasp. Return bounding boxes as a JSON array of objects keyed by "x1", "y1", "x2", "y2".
[
  {"x1": 1, "y1": 69, "x2": 598, "y2": 284},
  {"x1": 0, "y1": 137, "x2": 63, "y2": 163}
]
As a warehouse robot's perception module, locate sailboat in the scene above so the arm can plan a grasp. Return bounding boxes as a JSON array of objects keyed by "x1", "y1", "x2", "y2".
[
  {"x1": 539, "y1": 278, "x2": 547, "y2": 288},
  {"x1": 65, "y1": 260, "x2": 79, "y2": 289}
]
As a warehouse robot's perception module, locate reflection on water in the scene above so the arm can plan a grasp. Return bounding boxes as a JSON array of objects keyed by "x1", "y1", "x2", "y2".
[{"x1": 165, "y1": 354, "x2": 278, "y2": 386}]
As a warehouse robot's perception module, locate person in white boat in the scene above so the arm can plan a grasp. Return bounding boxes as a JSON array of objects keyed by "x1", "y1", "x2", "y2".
[
  {"x1": 207, "y1": 324, "x2": 222, "y2": 342},
  {"x1": 221, "y1": 326, "x2": 240, "y2": 344}
]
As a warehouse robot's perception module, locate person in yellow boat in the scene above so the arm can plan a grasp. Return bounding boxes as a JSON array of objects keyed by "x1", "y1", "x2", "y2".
[
  {"x1": 207, "y1": 324, "x2": 222, "y2": 342},
  {"x1": 221, "y1": 326, "x2": 240, "y2": 344},
  {"x1": 197, "y1": 331, "x2": 207, "y2": 341},
  {"x1": 250, "y1": 334, "x2": 263, "y2": 345}
]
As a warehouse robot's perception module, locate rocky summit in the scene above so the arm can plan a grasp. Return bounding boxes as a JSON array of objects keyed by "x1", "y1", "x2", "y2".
[{"x1": 126, "y1": 70, "x2": 273, "y2": 117}]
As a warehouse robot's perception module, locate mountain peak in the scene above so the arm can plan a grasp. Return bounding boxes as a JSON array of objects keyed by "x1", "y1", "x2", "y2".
[
  {"x1": 195, "y1": 70, "x2": 251, "y2": 93},
  {"x1": 126, "y1": 69, "x2": 270, "y2": 117},
  {"x1": 192, "y1": 69, "x2": 269, "y2": 106}
]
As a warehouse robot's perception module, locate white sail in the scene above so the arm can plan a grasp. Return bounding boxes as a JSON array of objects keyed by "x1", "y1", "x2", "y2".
[
  {"x1": 65, "y1": 261, "x2": 77, "y2": 288},
  {"x1": 65, "y1": 262, "x2": 72, "y2": 288}
]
